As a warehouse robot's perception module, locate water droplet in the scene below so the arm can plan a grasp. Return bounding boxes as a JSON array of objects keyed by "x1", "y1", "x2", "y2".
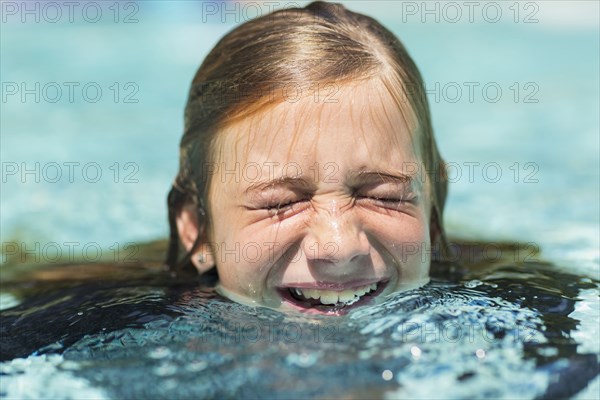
[
  {"x1": 77, "y1": 312, "x2": 83, "y2": 316},
  {"x1": 153, "y1": 362, "x2": 177, "y2": 377},
  {"x1": 148, "y1": 347, "x2": 171, "y2": 359},
  {"x1": 464, "y1": 280, "x2": 483, "y2": 288},
  {"x1": 382, "y1": 369, "x2": 393, "y2": 381},
  {"x1": 410, "y1": 346, "x2": 422, "y2": 359},
  {"x1": 186, "y1": 361, "x2": 208, "y2": 372},
  {"x1": 286, "y1": 352, "x2": 318, "y2": 367},
  {"x1": 475, "y1": 348, "x2": 486, "y2": 359}
]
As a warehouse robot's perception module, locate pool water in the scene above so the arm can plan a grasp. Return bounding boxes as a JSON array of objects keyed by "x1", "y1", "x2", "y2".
[
  {"x1": 1, "y1": 1, "x2": 598, "y2": 398},
  {"x1": 1, "y1": 242, "x2": 598, "y2": 399}
]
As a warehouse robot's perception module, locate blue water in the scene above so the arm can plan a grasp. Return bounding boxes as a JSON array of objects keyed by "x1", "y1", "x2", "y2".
[
  {"x1": 1, "y1": 1, "x2": 599, "y2": 398},
  {"x1": 1, "y1": 254, "x2": 598, "y2": 398}
]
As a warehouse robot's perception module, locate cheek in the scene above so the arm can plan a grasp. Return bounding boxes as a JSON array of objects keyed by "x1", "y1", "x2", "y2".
[
  {"x1": 396, "y1": 212, "x2": 431, "y2": 280},
  {"x1": 372, "y1": 205, "x2": 429, "y2": 242},
  {"x1": 366, "y1": 207, "x2": 431, "y2": 266},
  {"x1": 210, "y1": 223, "x2": 286, "y2": 298},
  {"x1": 214, "y1": 251, "x2": 266, "y2": 298}
]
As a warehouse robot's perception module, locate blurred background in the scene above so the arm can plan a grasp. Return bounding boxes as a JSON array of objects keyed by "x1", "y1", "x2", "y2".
[{"x1": 1, "y1": 0, "x2": 598, "y2": 276}]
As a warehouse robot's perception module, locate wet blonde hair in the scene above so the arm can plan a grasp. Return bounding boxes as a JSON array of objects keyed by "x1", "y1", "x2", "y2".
[{"x1": 167, "y1": 1, "x2": 448, "y2": 272}]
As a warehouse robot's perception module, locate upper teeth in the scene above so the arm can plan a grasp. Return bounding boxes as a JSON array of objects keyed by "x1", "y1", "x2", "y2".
[{"x1": 292, "y1": 283, "x2": 378, "y2": 305}]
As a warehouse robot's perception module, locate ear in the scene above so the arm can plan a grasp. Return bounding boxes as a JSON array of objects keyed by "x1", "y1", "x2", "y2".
[{"x1": 175, "y1": 202, "x2": 215, "y2": 274}]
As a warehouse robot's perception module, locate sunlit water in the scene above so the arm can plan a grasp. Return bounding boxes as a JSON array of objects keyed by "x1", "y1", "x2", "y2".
[{"x1": 1, "y1": 255, "x2": 598, "y2": 399}]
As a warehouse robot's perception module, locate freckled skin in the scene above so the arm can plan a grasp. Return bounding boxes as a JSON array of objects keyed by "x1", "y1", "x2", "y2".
[{"x1": 206, "y1": 80, "x2": 432, "y2": 311}]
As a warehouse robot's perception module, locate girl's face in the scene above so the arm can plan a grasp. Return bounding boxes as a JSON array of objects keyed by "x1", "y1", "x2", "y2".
[{"x1": 186, "y1": 79, "x2": 432, "y2": 315}]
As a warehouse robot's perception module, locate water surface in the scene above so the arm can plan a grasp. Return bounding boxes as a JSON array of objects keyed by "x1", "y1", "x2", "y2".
[{"x1": 1, "y1": 242, "x2": 598, "y2": 399}]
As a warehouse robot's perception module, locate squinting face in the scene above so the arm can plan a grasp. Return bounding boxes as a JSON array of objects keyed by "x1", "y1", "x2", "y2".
[{"x1": 204, "y1": 79, "x2": 431, "y2": 315}]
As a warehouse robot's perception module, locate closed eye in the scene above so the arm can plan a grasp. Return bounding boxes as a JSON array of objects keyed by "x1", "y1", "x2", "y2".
[
  {"x1": 264, "y1": 200, "x2": 294, "y2": 213},
  {"x1": 262, "y1": 199, "x2": 309, "y2": 217},
  {"x1": 352, "y1": 177, "x2": 419, "y2": 211},
  {"x1": 355, "y1": 194, "x2": 418, "y2": 210}
]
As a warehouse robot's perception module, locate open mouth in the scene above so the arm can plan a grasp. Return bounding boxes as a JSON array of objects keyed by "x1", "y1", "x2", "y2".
[{"x1": 277, "y1": 280, "x2": 388, "y2": 315}]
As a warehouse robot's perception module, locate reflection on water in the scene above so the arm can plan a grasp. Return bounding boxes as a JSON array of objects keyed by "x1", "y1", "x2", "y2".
[{"x1": 0, "y1": 242, "x2": 598, "y2": 399}]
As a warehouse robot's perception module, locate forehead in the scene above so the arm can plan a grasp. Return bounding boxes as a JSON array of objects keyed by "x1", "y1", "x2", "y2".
[{"x1": 212, "y1": 78, "x2": 421, "y2": 173}]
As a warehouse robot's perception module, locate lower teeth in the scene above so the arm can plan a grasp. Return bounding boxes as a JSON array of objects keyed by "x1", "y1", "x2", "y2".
[
  {"x1": 340, "y1": 295, "x2": 361, "y2": 306},
  {"x1": 289, "y1": 285, "x2": 377, "y2": 307}
]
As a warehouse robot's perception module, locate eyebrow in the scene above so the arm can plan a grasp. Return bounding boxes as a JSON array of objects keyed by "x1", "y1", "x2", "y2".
[
  {"x1": 348, "y1": 170, "x2": 417, "y2": 187},
  {"x1": 243, "y1": 169, "x2": 419, "y2": 196},
  {"x1": 244, "y1": 175, "x2": 317, "y2": 195}
]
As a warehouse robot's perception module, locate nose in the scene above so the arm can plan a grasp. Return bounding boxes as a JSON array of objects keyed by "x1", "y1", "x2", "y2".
[{"x1": 301, "y1": 203, "x2": 371, "y2": 267}]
